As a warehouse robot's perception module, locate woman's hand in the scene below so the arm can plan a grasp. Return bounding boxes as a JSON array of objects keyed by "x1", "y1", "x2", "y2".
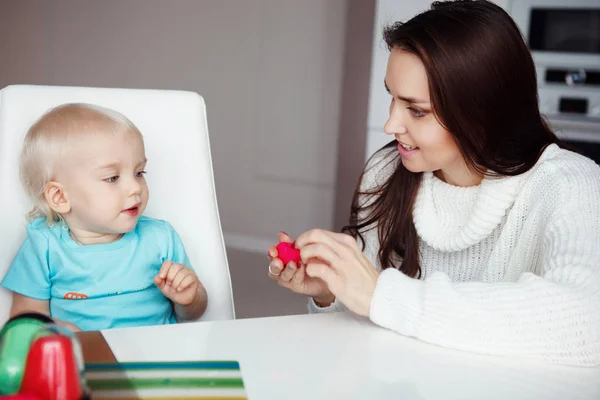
[
  {"x1": 295, "y1": 229, "x2": 379, "y2": 316},
  {"x1": 267, "y1": 232, "x2": 335, "y2": 306}
]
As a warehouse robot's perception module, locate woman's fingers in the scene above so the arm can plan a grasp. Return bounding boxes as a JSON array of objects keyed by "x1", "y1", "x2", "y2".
[
  {"x1": 292, "y1": 263, "x2": 306, "y2": 284},
  {"x1": 328, "y1": 231, "x2": 362, "y2": 256},
  {"x1": 296, "y1": 229, "x2": 356, "y2": 262},
  {"x1": 278, "y1": 232, "x2": 293, "y2": 243},
  {"x1": 267, "y1": 244, "x2": 278, "y2": 261},
  {"x1": 278, "y1": 261, "x2": 298, "y2": 283},
  {"x1": 299, "y1": 242, "x2": 342, "y2": 270},
  {"x1": 268, "y1": 257, "x2": 286, "y2": 279},
  {"x1": 305, "y1": 261, "x2": 337, "y2": 287}
]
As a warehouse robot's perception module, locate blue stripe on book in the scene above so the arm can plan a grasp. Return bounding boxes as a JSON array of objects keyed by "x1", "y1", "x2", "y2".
[{"x1": 85, "y1": 361, "x2": 241, "y2": 371}]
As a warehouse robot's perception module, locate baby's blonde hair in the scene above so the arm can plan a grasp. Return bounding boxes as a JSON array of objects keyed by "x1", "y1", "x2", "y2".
[{"x1": 20, "y1": 103, "x2": 143, "y2": 223}]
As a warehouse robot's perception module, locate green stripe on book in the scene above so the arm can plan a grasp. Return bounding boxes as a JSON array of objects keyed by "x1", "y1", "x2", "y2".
[
  {"x1": 85, "y1": 361, "x2": 240, "y2": 371},
  {"x1": 89, "y1": 378, "x2": 245, "y2": 391}
]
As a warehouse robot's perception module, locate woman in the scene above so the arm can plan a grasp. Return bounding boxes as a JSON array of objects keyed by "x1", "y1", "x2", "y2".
[{"x1": 267, "y1": 0, "x2": 600, "y2": 367}]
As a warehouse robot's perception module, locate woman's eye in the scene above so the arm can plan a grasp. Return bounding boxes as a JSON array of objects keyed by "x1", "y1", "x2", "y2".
[
  {"x1": 135, "y1": 170, "x2": 147, "y2": 178},
  {"x1": 105, "y1": 176, "x2": 119, "y2": 183},
  {"x1": 408, "y1": 107, "x2": 427, "y2": 118}
]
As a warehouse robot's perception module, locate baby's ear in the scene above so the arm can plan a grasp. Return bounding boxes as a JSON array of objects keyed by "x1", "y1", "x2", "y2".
[{"x1": 44, "y1": 181, "x2": 71, "y2": 214}]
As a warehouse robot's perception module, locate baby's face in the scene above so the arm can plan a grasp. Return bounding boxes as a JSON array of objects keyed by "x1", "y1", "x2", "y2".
[{"x1": 57, "y1": 130, "x2": 149, "y2": 235}]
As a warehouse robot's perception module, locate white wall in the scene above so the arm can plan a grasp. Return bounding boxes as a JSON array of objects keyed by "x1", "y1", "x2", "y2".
[
  {"x1": 0, "y1": 0, "x2": 347, "y2": 252},
  {"x1": 365, "y1": 0, "x2": 511, "y2": 159}
]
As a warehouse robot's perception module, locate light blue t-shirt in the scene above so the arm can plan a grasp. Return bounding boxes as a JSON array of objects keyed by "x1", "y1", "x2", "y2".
[{"x1": 1, "y1": 216, "x2": 191, "y2": 331}]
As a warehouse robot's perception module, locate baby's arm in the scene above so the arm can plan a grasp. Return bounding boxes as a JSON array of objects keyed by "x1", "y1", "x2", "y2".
[
  {"x1": 158, "y1": 221, "x2": 208, "y2": 321},
  {"x1": 10, "y1": 292, "x2": 81, "y2": 332},
  {"x1": 173, "y1": 278, "x2": 208, "y2": 321},
  {"x1": 10, "y1": 292, "x2": 48, "y2": 316},
  {"x1": 3, "y1": 222, "x2": 80, "y2": 332}
]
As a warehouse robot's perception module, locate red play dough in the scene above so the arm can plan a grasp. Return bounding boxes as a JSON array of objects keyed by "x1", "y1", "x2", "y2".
[{"x1": 276, "y1": 242, "x2": 301, "y2": 265}]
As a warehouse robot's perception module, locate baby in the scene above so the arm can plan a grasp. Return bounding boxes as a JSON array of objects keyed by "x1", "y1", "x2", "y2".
[{"x1": 1, "y1": 103, "x2": 208, "y2": 331}]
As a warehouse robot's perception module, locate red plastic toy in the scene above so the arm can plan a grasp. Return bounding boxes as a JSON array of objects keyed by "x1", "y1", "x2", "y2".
[
  {"x1": 276, "y1": 242, "x2": 301, "y2": 265},
  {"x1": 19, "y1": 334, "x2": 86, "y2": 400}
]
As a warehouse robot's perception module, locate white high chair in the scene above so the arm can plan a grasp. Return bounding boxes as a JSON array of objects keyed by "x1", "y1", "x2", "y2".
[{"x1": 0, "y1": 85, "x2": 235, "y2": 326}]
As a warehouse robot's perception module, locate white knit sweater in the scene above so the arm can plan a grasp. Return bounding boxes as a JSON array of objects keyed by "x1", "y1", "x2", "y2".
[{"x1": 309, "y1": 144, "x2": 600, "y2": 366}]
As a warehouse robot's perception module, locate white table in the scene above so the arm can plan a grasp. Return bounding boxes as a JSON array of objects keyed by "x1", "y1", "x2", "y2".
[{"x1": 102, "y1": 312, "x2": 600, "y2": 400}]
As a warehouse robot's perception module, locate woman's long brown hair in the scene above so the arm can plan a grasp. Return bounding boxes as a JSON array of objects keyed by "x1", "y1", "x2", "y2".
[{"x1": 342, "y1": 0, "x2": 560, "y2": 278}]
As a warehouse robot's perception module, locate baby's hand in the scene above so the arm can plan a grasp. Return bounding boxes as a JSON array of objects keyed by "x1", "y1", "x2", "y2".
[
  {"x1": 154, "y1": 261, "x2": 200, "y2": 306},
  {"x1": 52, "y1": 318, "x2": 82, "y2": 333}
]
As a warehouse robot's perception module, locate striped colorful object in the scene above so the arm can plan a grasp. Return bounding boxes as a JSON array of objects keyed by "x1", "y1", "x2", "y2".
[{"x1": 84, "y1": 361, "x2": 247, "y2": 400}]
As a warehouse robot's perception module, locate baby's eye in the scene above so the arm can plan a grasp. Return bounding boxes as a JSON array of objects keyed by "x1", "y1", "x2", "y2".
[
  {"x1": 135, "y1": 170, "x2": 147, "y2": 178},
  {"x1": 105, "y1": 176, "x2": 119, "y2": 183}
]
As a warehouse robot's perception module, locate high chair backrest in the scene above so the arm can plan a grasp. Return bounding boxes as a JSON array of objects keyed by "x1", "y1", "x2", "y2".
[{"x1": 0, "y1": 85, "x2": 235, "y2": 326}]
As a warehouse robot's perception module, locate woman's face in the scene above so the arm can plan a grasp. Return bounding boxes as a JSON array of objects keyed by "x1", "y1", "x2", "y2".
[{"x1": 384, "y1": 49, "x2": 479, "y2": 186}]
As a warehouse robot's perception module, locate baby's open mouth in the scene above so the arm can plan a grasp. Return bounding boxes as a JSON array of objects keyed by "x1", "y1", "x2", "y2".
[{"x1": 122, "y1": 204, "x2": 140, "y2": 216}]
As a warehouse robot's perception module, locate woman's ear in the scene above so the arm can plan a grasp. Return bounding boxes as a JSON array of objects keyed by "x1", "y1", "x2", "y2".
[{"x1": 44, "y1": 181, "x2": 71, "y2": 214}]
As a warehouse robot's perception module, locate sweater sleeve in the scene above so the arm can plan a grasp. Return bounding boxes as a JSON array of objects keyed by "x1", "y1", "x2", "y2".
[
  {"x1": 369, "y1": 171, "x2": 600, "y2": 366},
  {"x1": 307, "y1": 296, "x2": 347, "y2": 313}
]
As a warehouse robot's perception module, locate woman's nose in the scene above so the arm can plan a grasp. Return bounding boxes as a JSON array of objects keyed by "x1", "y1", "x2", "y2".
[{"x1": 384, "y1": 108, "x2": 408, "y2": 136}]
